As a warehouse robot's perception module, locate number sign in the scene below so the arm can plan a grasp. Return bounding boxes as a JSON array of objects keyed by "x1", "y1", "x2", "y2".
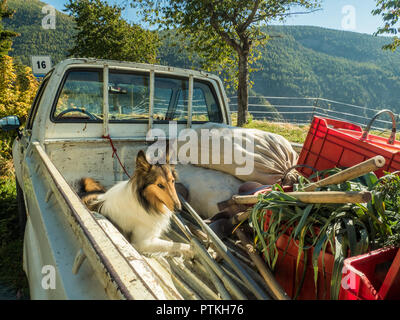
[{"x1": 31, "y1": 56, "x2": 52, "y2": 76}]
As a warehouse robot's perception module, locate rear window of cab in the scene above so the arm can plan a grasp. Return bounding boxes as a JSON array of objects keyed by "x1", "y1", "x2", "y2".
[{"x1": 51, "y1": 69, "x2": 223, "y2": 123}]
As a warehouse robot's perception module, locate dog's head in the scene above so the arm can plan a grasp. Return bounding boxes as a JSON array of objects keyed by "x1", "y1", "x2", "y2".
[{"x1": 133, "y1": 149, "x2": 181, "y2": 214}]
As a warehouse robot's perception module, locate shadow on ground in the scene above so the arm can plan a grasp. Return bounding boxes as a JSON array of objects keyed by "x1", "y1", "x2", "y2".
[{"x1": 0, "y1": 177, "x2": 29, "y2": 300}]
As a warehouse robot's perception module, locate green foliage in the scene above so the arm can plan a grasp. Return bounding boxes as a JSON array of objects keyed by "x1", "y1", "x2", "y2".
[
  {"x1": 65, "y1": 0, "x2": 159, "y2": 63},
  {"x1": 132, "y1": 0, "x2": 320, "y2": 126},
  {"x1": 0, "y1": 177, "x2": 28, "y2": 299},
  {"x1": 373, "y1": 0, "x2": 400, "y2": 51},
  {"x1": 374, "y1": 172, "x2": 400, "y2": 247},
  {"x1": 0, "y1": 3, "x2": 36, "y2": 295},
  {"x1": 161, "y1": 25, "x2": 400, "y2": 114},
  {"x1": 250, "y1": 170, "x2": 400, "y2": 299},
  {"x1": 134, "y1": 0, "x2": 319, "y2": 72},
  {"x1": 0, "y1": 178, "x2": 17, "y2": 245},
  {"x1": 0, "y1": 1, "x2": 38, "y2": 190},
  {"x1": 252, "y1": 26, "x2": 400, "y2": 113},
  {"x1": 0, "y1": 0, "x2": 18, "y2": 57},
  {"x1": 0, "y1": 16, "x2": 38, "y2": 165},
  {"x1": 3, "y1": 0, "x2": 76, "y2": 65},
  {"x1": 3, "y1": 1, "x2": 400, "y2": 120}
]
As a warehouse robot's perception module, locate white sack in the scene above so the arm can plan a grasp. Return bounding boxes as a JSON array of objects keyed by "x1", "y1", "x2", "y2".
[
  {"x1": 176, "y1": 122, "x2": 299, "y2": 186},
  {"x1": 176, "y1": 164, "x2": 242, "y2": 219}
]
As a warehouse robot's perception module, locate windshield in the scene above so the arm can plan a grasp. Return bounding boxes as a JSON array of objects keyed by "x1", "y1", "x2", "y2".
[{"x1": 52, "y1": 68, "x2": 222, "y2": 123}]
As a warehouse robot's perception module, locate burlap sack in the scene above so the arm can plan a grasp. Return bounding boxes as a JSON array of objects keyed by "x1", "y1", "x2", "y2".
[{"x1": 176, "y1": 122, "x2": 300, "y2": 186}]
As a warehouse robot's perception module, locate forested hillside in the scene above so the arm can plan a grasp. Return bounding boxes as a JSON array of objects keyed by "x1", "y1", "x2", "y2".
[
  {"x1": 253, "y1": 26, "x2": 400, "y2": 112},
  {"x1": 3, "y1": 0, "x2": 75, "y2": 65},
  {"x1": 4, "y1": 0, "x2": 400, "y2": 113}
]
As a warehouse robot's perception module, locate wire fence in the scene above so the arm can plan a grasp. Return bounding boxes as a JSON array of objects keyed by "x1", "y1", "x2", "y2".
[{"x1": 228, "y1": 96, "x2": 400, "y2": 132}]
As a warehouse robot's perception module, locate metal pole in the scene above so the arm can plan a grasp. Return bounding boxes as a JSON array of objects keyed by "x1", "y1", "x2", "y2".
[
  {"x1": 149, "y1": 69, "x2": 155, "y2": 131},
  {"x1": 171, "y1": 214, "x2": 246, "y2": 299},
  {"x1": 179, "y1": 195, "x2": 270, "y2": 300},
  {"x1": 312, "y1": 98, "x2": 318, "y2": 121},
  {"x1": 103, "y1": 64, "x2": 109, "y2": 137},
  {"x1": 187, "y1": 74, "x2": 193, "y2": 128}
]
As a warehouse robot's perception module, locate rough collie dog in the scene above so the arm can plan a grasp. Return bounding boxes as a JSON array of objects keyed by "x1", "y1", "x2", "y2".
[{"x1": 79, "y1": 150, "x2": 193, "y2": 258}]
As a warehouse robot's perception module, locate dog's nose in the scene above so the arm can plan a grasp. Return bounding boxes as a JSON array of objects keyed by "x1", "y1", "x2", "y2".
[{"x1": 174, "y1": 202, "x2": 182, "y2": 212}]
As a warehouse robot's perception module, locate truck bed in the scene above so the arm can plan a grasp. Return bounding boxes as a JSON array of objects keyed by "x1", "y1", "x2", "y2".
[{"x1": 24, "y1": 138, "x2": 272, "y2": 299}]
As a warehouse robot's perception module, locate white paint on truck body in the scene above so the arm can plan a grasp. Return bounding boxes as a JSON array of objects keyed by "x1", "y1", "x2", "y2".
[{"x1": 13, "y1": 58, "x2": 239, "y2": 300}]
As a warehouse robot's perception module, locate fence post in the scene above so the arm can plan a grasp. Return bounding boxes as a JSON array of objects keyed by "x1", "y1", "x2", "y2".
[{"x1": 312, "y1": 98, "x2": 318, "y2": 121}]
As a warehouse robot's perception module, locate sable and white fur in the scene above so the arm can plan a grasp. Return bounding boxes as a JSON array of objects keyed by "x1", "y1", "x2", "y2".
[{"x1": 79, "y1": 150, "x2": 192, "y2": 258}]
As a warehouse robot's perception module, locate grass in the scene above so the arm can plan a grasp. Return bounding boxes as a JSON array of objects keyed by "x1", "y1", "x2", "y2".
[
  {"x1": 0, "y1": 157, "x2": 29, "y2": 299},
  {"x1": 244, "y1": 120, "x2": 309, "y2": 144},
  {"x1": 233, "y1": 115, "x2": 400, "y2": 146},
  {"x1": 230, "y1": 113, "x2": 310, "y2": 144}
]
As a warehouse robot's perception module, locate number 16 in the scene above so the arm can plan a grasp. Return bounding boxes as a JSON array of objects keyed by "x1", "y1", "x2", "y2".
[{"x1": 37, "y1": 61, "x2": 46, "y2": 69}]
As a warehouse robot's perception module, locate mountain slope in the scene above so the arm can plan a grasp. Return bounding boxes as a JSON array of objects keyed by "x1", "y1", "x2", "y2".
[
  {"x1": 253, "y1": 26, "x2": 400, "y2": 112},
  {"x1": 3, "y1": 0, "x2": 76, "y2": 65},
  {"x1": 3, "y1": 1, "x2": 400, "y2": 114}
]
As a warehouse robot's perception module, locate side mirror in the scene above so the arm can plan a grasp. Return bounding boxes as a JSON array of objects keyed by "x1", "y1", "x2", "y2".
[{"x1": 0, "y1": 115, "x2": 21, "y2": 131}]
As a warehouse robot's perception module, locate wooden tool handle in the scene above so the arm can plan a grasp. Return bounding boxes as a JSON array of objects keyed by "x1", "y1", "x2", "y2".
[
  {"x1": 233, "y1": 191, "x2": 371, "y2": 204},
  {"x1": 303, "y1": 156, "x2": 385, "y2": 191},
  {"x1": 235, "y1": 228, "x2": 290, "y2": 300},
  {"x1": 230, "y1": 211, "x2": 250, "y2": 225}
]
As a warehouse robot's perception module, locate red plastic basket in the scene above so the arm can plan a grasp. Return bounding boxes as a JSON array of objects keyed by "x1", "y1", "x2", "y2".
[
  {"x1": 254, "y1": 187, "x2": 334, "y2": 300},
  {"x1": 297, "y1": 111, "x2": 400, "y2": 178},
  {"x1": 262, "y1": 213, "x2": 334, "y2": 300},
  {"x1": 339, "y1": 247, "x2": 400, "y2": 300}
]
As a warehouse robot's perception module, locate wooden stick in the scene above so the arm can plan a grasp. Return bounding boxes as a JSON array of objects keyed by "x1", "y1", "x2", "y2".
[
  {"x1": 217, "y1": 199, "x2": 236, "y2": 211},
  {"x1": 231, "y1": 211, "x2": 250, "y2": 225},
  {"x1": 233, "y1": 191, "x2": 371, "y2": 205},
  {"x1": 303, "y1": 156, "x2": 385, "y2": 191},
  {"x1": 235, "y1": 228, "x2": 290, "y2": 300}
]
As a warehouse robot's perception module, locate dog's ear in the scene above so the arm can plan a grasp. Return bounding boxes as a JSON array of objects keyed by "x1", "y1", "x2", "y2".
[{"x1": 136, "y1": 150, "x2": 151, "y2": 171}]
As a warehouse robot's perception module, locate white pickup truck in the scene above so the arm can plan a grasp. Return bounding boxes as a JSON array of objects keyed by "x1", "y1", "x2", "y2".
[{"x1": 1, "y1": 58, "x2": 286, "y2": 300}]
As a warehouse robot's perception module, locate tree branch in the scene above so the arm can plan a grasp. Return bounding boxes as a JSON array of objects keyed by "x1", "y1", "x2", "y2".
[
  {"x1": 207, "y1": 5, "x2": 241, "y2": 53},
  {"x1": 240, "y1": 0, "x2": 261, "y2": 32},
  {"x1": 253, "y1": 7, "x2": 322, "y2": 23},
  {"x1": 278, "y1": 8, "x2": 322, "y2": 17}
]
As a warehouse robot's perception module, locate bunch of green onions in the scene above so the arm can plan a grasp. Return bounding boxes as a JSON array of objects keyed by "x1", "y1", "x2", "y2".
[{"x1": 250, "y1": 169, "x2": 400, "y2": 300}]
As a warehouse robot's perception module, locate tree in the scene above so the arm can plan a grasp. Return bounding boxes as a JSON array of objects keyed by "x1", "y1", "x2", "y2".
[
  {"x1": 0, "y1": 55, "x2": 38, "y2": 121},
  {"x1": 0, "y1": 0, "x2": 18, "y2": 57},
  {"x1": 64, "y1": 0, "x2": 159, "y2": 63},
  {"x1": 0, "y1": 54, "x2": 38, "y2": 176},
  {"x1": 0, "y1": 1, "x2": 38, "y2": 165},
  {"x1": 133, "y1": 0, "x2": 320, "y2": 126},
  {"x1": 373, "y1": 0, "x2": 400, "y2": 51}
]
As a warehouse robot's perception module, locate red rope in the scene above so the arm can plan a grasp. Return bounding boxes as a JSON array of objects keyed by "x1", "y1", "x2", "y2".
[{"x1": 102, "y1": 134, "x2": 131, "y2": 179}]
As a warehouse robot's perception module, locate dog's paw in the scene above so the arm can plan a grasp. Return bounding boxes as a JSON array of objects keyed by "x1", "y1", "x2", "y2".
[{"x1": 181, "y1": 244, "x2": 195, "y2": 260}]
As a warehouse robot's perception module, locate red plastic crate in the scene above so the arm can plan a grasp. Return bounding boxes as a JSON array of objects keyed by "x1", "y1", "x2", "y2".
[
  {"x1": 262, "y1": 213, "x2": 335, "y2": 300},
  {"x1": 255, "y1": 186, "x2": 334, "y2": 300},
  {"x1": 339, "y1": 247, "x2": 400, "y2": 300},
  {"x1": 250, "y1": 186, "x2": 400, "y2": 300},
  {"x1": 297, "y1": 116, "x2": 400, "y2": 178}
]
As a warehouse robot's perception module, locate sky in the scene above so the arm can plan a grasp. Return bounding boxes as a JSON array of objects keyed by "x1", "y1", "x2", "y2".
[{"x1": 44, "y1": 0, "x2": 385, "y2": 36}]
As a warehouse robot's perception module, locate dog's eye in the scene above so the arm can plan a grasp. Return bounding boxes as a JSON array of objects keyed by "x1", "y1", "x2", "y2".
[
  {"x1": 157, "y1": 183, "x2": 165, "y2": 189},
  {"x1": 171, "y1": 179, "x2": 175, "y2": 184}
]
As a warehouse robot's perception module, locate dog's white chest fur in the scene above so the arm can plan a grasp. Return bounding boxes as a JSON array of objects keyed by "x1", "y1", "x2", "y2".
[{"x1": 97, "y1": 180, "x2": 172, "y2": 247}]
